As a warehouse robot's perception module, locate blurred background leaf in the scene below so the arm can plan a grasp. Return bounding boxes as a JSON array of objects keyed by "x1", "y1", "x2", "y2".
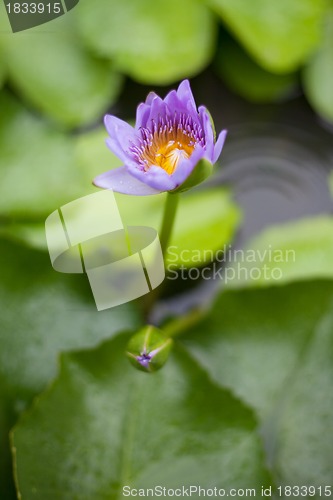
[
  {"x1": 0, "y1": 45, "x2": 6, "y2": 89},
  {"x1": 226, "y1": 215, "x2": 333, "y2": 288},
  {"x1": 0, "y1": 91, "x2": 84, "y2": 216},
  {"x1": 13, "y1": 334, "x2": 270, "y2": 498},
  {"x1": 0, "y1": 19, "x2": 122, "y2": 128},
  {"x1": 0, "y1": 99, "x2": 122, "y2": 218},
  {"x1": 182, "y1": 280, "x2": 333, "y2": 487},
  {"x1": 74, "y1": 0, "x2": 216, "y2": 84},
  {"x1": 208, "y1": 0, "x2": 327, "y2": 73},
  {"x1": 303, "y1": 10, "x2": 333, "y2": 125}
]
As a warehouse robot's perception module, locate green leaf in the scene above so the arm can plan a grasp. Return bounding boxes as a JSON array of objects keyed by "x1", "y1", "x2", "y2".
[
  {"x1": 75, "y1": 0, "x2": 216, "y2": 84},
  {"x1": 0, "y1": 90, "x2": 79, "y2": 216},
  {"x1": 225, "y1": 216, "x2": 333, "y2": 289},
  {"x1": 0, "y1": 0, "x2": 11, "y2": 33},
  {"x1": 208, "y1": 0, "x2": 327, "y2": 73},
  {"x1": 12, "y1": 334, "x2": 270, "y2": 498},
  {"x1": 303, "y1": 10, "x2": 333, "y2": 123},
  {"x1": 182, "y1": 280, "x2": 333, "y2": 486},
  {"x1": 273, "y1": 307, "x2": 333, "y2": 487},
  {"x1": 215, "y1": 36, "x2": 298, "y2": 102},
  {"x1": 0, "y1": 46, "x2": 6, "y2": 89},
  {"x1": 1, "y1": 16, "x2": 122, "y2": 128}
]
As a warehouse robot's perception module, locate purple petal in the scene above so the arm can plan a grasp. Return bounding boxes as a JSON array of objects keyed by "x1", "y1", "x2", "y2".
[
  {"x1": 104, "y1": 115, "x2": 137, "y2": 162},
  {"x1": 177, "y1": 80, "x2": 198, "y2": 116},
  {"x1": 213, "y1": 129, "x2": 228, "y2": 164},
  {"x1": 135, "y1": 102, "x2": 151, "y2": 130},
  {"x1": 93, "y1": 166, "x2": 162, "y2": 195},
  {"x1": 198, "y1": 106, "x2": 215, "y2": 162},
  {"x1": 145, "y1": 91, "x2": 159, "y2": 105},
  {"x1": 146, "y1": 95, "x2": 168, "y2": 127},
  {"x1": 164, "y1": 88, "x2": 201, "y2": 127},
  {"x1": 128, "y1": 163, "x2": 177, "y2": 191}
]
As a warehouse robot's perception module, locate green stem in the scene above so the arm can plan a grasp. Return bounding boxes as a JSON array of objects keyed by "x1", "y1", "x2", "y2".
[
  {"x1": 159, "y1": 192, "x2": 180, "y2": 259},
  {"x1": 143, "y1": 193, "x2": 179, "y2": 317},
  {"x1": 163, "y1": 308, "x2": 205, "y2": 338}
]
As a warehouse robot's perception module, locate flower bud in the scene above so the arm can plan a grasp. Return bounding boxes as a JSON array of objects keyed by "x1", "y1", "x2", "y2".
[{"x1": 126, "y1": 325, "x2": 173, "y2": 373}]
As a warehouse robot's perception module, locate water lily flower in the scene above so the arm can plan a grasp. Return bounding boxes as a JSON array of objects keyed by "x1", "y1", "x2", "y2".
[{"x1": 93, "y1": 80, "x2": 227, "y2": 195}]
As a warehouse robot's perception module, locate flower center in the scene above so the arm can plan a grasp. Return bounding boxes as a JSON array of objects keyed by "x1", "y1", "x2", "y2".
[
  {"x1": 144, "y1": 136, "x2": 195, "y2": 175},
  {"x1": 130, "y1": 113, "x2": 204, "y2": 175}
]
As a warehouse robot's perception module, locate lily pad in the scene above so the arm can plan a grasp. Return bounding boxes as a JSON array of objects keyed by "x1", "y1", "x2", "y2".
[
  {"x1": 208, "y1": 0, "x2": 327, "y2": 73},
  {"x1": 1, "y1": 15, "x2": 122, "y2": 128},
  {"x1": 0, "y1": 92, "x2": 99, "y2": 217},
  {"x1": 0, "y1": 46, "x2": 6, "y2": 88},
  {"x1": 12, "y1": 334, "x2": 270, "y2": 498},
  {"x1": 74, "y1": 0, "x2": 216, "y2": 84}
]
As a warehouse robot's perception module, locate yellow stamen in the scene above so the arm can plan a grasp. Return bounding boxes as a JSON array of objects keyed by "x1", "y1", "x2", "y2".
[{"x1": 141, "y1": 129, "x2": 195, "y2": 175}]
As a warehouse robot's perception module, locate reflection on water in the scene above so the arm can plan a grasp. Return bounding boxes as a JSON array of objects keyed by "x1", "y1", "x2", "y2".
[{"x1": 215, "y1": 123, "x2": 333, "y2": 246}]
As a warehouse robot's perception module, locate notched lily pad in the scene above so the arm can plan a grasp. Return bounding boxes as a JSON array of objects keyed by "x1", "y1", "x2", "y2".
[{"x1": 12, "y1": 334, "x2": 270, "y2": 498}]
